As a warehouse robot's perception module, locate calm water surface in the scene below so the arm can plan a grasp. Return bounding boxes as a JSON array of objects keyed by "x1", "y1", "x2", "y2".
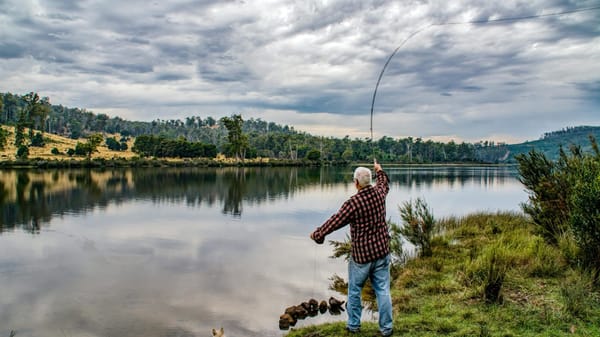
[{"x1": 0, "y1": 166, "x2": 525, "y2": 337}]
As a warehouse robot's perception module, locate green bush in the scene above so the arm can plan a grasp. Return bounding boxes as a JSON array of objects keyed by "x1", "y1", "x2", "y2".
[
  {"x1": 30, "y1": 132, "x2": 45, "y2": 147},
  {"x1": 105, "y1": 137, "x2": 122, "y2": 151},
  {"x1": 51, "y1": 147, "x2": 61, "y2": 155},
  {"x1": 567, "y1": 151, "x2": 600, "y2": 280},
  {"x1": 399, "y1": 198, "x2": 436, "y2": 257},
  {"x1": 306, "y1": 149, "x2": 320, "y2": 161},
  {"x1": 516, "y1": 149, "x2": 569, "y2": 243},
  {"x1": 517, "y1": 136, "x2": 600, "y2": 283},
  {"x1": 0, "y1": 126, "x2": 8, "y2": 150},
  {"x1": 74, "y1": 142, "x2": 90, "y2": 156},
  {"x1": 16, "y1": 145, "x2": 29, "y2": 159}
]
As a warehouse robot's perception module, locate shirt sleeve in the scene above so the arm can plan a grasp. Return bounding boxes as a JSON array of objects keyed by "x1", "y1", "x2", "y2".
[
  {"x1": 311, "y1": 199, "x2": 355, "y2": 243},
  {"x1": 375, "y1": 170, "x2": 390, "y2": 196}
]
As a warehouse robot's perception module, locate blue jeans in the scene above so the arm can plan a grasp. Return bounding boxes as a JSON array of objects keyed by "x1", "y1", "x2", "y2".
[{"x1": 347, "y1": 254, "x2": 393, "y2": 335}]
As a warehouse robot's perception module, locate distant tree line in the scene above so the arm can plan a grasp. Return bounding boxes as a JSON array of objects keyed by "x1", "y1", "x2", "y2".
[
  {"x1": 1, "y1": 91, "x2": 513, "y2": 163},
  {"x1": 542, "y1": 126, "x2": 598, "y2": 140}
]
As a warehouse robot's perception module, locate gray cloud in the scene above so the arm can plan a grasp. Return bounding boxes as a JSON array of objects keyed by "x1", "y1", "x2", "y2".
[
  {"x1": 0, "y1": 42, "x2": 27, "y2": 59},
  {"x1": 576, "y1": 80, "x2": 600, "y2": 103}
]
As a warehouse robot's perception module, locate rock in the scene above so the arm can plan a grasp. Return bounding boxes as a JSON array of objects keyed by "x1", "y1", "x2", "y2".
[
  {"x1": 307, "y1": 298, "x2": 319, "y2": 316},
  {"x1": 329, "y1": 296, "x2": 345, "y2": 315},
  {"x1": 329, "y1": 296, "x2": 345, "y2": 310},
  {"x1": 279, "y1": 313, "x2": 296, "y2": 330},
  {"x1": 285, "y1": 305, "x2": 297, "y2": 317},
  {"x1": 292, "y1": 305, "x2": 308, "y2": 319},
  {"x1": 285, "y1": 305, "x2": 307, "y2": 320},
  {"x1": 319, "y1": 300, "x2": 328, "y2": 314}
]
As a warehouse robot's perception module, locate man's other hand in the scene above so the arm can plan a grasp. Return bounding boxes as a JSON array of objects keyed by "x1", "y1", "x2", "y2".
[{"x1": 310, "y1": 231, "x2": 324, "y2": 244}]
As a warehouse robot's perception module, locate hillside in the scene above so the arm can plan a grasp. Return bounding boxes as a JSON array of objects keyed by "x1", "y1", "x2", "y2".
[
  {"x1": 0, "y1": 126, "x2": 137, "y2": 161},
  {"x1": 504, "y1": 126, "x2": 600, "y2": 162}
]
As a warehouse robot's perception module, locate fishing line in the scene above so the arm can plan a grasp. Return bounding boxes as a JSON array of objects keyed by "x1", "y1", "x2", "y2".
[
  {"x1": 369, "y1": 5, "x2": 600, "y2": 148},
  {"x1": 312, "y1": 242, "x2": 318, "y2": 298},
  {"x1": 283, "y1": 234, "x2": 321, "y2": 296}
]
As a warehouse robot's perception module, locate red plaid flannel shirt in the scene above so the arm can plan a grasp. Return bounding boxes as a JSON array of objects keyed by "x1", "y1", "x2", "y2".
[{"x1": 311, "y1": 169, "x2": 390, "y2": 264}]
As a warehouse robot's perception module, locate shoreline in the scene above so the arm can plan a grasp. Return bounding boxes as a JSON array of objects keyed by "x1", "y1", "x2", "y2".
[{"x1": 0, "y1": 157, "x2": 516, "y2": 169}]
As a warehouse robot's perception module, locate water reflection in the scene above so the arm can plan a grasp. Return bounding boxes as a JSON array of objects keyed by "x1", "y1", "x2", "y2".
[
  {"x1": 0, "y1": 166, "x2": 518, "y2": 232},
  {"x1": 0, "y1": 166, "x2": 523, "y2": 337}
]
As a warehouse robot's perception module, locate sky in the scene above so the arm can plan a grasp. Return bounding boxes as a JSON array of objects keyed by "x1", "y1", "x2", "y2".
[{"x1": 0, "y1": 0, "x2": 599, "y2": 144}]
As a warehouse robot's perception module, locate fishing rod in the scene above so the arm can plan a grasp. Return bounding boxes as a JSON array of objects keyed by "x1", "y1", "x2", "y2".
[{"x1": 368, "y1": 5, "x2": 600, "y2": 150}]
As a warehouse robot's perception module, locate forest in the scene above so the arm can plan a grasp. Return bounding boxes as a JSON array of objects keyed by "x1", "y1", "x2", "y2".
[{"x1": 1, "y1": 91, "x2": 597, "y2": 163}]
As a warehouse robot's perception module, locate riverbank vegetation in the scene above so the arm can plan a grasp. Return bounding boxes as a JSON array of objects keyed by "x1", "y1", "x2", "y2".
[
  {"x1": 287, "y1": 141, "x2": 600, "y2": 336},
  {"x1": 3, "y1": 92, "x2": 599, "y2": 165},
  {"x1": 288, "y1": 210, "x2": 599, "y2": 337}
]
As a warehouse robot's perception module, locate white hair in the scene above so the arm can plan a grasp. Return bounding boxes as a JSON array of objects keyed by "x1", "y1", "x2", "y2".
[{"x1": 353, "y1": 166, "x2": 372, "y2": 188}]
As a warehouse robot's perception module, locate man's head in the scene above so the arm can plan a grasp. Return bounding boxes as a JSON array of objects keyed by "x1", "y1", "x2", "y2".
[{"x1": 353, "y1": 166, "x2": 372, "y2": 189}]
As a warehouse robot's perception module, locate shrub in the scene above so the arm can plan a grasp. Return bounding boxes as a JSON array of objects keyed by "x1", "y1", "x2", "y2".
[
  {"x1": 0, "y1": 127, "x2": 8, "y2": 150},
  {"x1": 567, "y1": 151, "x2": 600, "y2": 281},
  {"x1": 30, "y1": 132, "x2": 45, "y2": 147},
  {"x1": 328, "y1": 234, "x2": 351, "y2": 261},
  {"x1": 106, "y1": 137, "x2": 122, "y2": 151},
  {"x1": 516, "y1": 149, "x2": 570, "y2": 243},
  {"x1": 74, "y1": 142, "x2": 89, "y2": 156},
  {"x1": 51, "y1": 147, "x2": 61, "y2": 155},
  {"x1": 517, "y1": 136, "x2": 600, "y2": 283},
  {"x1": 16, "y1": 145, "x2": 29, "y2": 159},
  {"x1": 306, "y1": 149, "x2": 320, "y2": 161},
  {"x1": 389, "y1": 220, "x2": 406, "y2": 266},
  {"x1": 399, "y1": 198, "x2": 436, "y2": 257}
]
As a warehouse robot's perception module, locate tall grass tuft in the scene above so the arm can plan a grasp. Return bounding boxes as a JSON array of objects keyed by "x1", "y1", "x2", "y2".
[
  {"x1": 464, "y1": 242, "x2": 513, "y2": 303},
  {"x1": 557, "y1": 230, "x2": 580, "y2": 266},
  {"x1": 526, "y1": 236, "x2": 563, "y2": 277},
  {"x1": 559, "y1": 270, "x2": 595, "y2": 318}
]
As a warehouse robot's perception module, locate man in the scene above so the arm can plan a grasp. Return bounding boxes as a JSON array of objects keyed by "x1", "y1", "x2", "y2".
[{"x1": 310, "y1": 159, "x2": 393, "y2": 337}]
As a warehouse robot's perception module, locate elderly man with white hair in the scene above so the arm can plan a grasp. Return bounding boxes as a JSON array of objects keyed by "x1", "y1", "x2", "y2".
[{"x1": 310, "y1": 159, "x2": 393, "y2": 337}]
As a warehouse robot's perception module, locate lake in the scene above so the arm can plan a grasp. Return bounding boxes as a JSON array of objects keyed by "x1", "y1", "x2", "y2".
[{"x1": 0, "y1": 165, "x2": 526, "y2": 337}]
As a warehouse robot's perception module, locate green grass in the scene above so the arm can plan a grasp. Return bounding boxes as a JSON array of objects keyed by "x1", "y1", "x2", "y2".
[{"x1": 285, "y1": 212, "x2": 600, "y2": 337}]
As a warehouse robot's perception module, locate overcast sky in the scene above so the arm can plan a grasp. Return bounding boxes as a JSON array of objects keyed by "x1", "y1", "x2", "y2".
[{"x1": 1, "y1": 0, "x2": 599, "y2": 143}]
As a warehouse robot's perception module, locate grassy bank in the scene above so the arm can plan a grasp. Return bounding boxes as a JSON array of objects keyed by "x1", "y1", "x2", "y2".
[
  {"x1": 286, "y1": 212, "x2": 600, "y2": 337},
  {"x1": 0, "y1": 157, "x2": 325, "y2": 168},
  {"x1": 0, "y1": 126, "x2": 338, "y2": 167}
]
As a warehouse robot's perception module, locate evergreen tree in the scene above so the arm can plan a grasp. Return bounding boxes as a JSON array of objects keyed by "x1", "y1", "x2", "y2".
[
  {"x1": 221, "y1": 114, "x2": 248, "y2": 161},
  {"x1": 0, "y1": 126, "x2": 7, "y2": 150},
  {"x1": 14, "y1": 111, "x2": 27, "y2": 147}
]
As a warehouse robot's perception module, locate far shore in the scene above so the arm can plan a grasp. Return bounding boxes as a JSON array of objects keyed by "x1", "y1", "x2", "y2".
[{"x1": 0, "y1": 157, "x2": 519, "y2": 169}]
